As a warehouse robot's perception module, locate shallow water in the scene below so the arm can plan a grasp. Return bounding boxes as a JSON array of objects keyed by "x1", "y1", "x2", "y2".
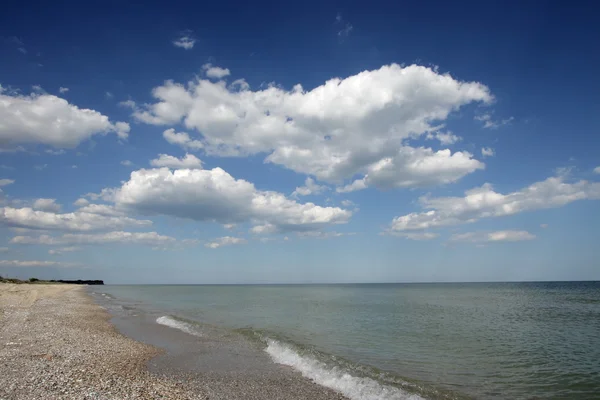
[{"x1": 94, "y1": 282, "x2": 600, "y2": 399}]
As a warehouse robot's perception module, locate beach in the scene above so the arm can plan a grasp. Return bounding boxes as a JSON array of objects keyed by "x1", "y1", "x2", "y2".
[{"x1": 0, "y1": 284, "x2": 347, "y2": 400}]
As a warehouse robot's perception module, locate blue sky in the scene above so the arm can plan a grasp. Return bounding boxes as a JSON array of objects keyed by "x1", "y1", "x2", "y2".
[{"x1": 1, "y1": 0, "x2": 599, "y2": 283}]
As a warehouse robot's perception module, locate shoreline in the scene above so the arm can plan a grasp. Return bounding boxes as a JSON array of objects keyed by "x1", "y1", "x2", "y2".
[{"x1": 0, "y1": 283, "x2": 347, "y2": 399}]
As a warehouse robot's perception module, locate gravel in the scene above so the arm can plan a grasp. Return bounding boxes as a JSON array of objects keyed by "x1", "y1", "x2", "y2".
[{"x1": 0, "y1": 284, "x2": 347, "y2": 400}]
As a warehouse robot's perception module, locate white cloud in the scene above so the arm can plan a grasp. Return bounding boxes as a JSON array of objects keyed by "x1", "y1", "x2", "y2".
[
  {"x1": 540, "y1": 224, "x2": 549, "y2": 229},
  {"x1": 475, "y1": 114, "x2": 513, "y2": 129},
  {"x1": 0, "y1": 91, "x2": 130, "y2": 148},
  {"x1": 426, "y1": 131, "x2": 461, "y2": 145},
  {"x1": 297, "y1": 231, "x2": 354, "y2": 239},
  {"x1": 0, "y1": 146, "x2": 26, "y2": 154},
  {"x1": 388, "y1": 232, "x2": 439, "y2": 240},
  {"x1": 335, "y1": 14, "x2": 353, "y2": 38},
  {"x1": 150, "y1": 153, "x2": 203, "y2": 169},
  {"x1": 0, "y1": 207, "x2": 151, "y2": 232},
  {"x1": 48, "y1": 246, "x2": 79, "y2": 255},
  {"x1": 18, "y1": 47, "x2": 27, "y2": 54},
  {"x1": 76, "y1": 204, "x2": 124, "y2": 217},
  {"x1": 205, "y1": 236, "x2": 246, "y2": 249},
  {"x1": 121, "y1": 160, "x2": 133, "y2": 166},
  {"x1": 594, "y1": 166, "x2": 600, "y2": 174},
  {"x1": 45, "y1": 149, "x2": 66, "y2": 155},
  {"x1": 202, "y1": 63, "x2": 231, "y2": 79},
  {"x1": 13, "y1": 231, "x2": 175, "y2": 247},
  {"x1": 59, "y1": 87, "x2": 69, "y2": 94},
  {"x1": 132, "y1": 64, "x2": 492, "y2": 189},
  {"x1": 292, "y1": 177, "x2": 328, "y2": 197},
  {"x1": 173, "y1": 34, "x2": 195, "y2": 50},
  {"x1": 362, "y1": 147, "x2": 484, "y2": 189},
  {"x1": 481, "y1": 147, "x2": 495, "y2": 158},
  {"x1": 336, "y1": 179, "x2": 367, "y2": 193},
  {"x1": 73, "y1": 198, "x2": 89, "y2": 207},
  {"x1": 0, "y1": 260, "x2": 81, "y2": 268},
  {"x1": 119, "y1": 100, "x2": 136, "y2": 109},
  {"x1": 450, "y1": 230, "x2": 536, "y2": 243},
  {"x1": 32, "y1": 198, "x2": 61, "y2": 213},
  {"x1": 162, "y1": 128, "x2": 204, "y2": 151},
  {"x1": 34, "y1": 164, "x2": 48, "y2": 171},
  {"x1": 105, "y1": 91, "x2": 114, "y2": 99},
  {"x1": 0, "y1": 179, "x2": 14, "y2": 187},
  {"x1": 0, "y1": 247, "x2": 9, "y2": 253},
  {"x1": 223, "y1": 223, "x2": 236, "y2": 230},
  {"x1": 338, "y1": 23, "x2": 353, "y2": 38},
  {"x1": 340, "y1": 200, "x2": 355, "y2": 207},
  {"x1": 389, "y1": 175, "x2": 600, "y2": 232},
  {"x1": 110, "y1": 167, "x2": 352, "y2": 233}
]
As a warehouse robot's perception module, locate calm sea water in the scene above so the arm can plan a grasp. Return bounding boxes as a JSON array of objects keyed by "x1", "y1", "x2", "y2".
[{"x1": 95, "y1": 282, "x2": 600, "y2": 400}]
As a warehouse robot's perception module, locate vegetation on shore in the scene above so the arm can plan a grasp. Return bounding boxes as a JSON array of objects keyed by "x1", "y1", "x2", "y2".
[{"x1": 0, "y1": 276, "x2": 104, "y2": 285}]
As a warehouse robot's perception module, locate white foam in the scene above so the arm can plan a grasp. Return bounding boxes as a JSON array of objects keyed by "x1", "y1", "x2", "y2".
[
  {"x1": 156, "y1": 316, "x2": 202, "y2": 337},
  {"x1": 265, "y1": 339, "x2": 423, "y2": 400}
]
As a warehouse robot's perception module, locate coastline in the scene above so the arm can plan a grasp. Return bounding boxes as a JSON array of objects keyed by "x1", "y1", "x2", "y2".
[{"x1": 0, "y1": 283, "x2": 347, "y2": 400}]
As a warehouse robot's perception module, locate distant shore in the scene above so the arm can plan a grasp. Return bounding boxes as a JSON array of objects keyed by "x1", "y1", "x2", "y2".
[{"x1": 0, "y1": 283, "x2": 346, "y2": 400}]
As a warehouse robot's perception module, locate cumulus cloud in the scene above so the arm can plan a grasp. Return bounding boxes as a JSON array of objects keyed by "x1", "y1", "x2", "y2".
[
  {"x1": 205, "y1": 236, "x2": 246, "y2": 249},
  {"x1": 426, "y1": 131, "x2": 461, "y2": 145},
  {"x1": 73, "y1": 198, "x2": 89, "y2": 207},
  {"x1": 594, "y1": 166, "x2": 600, "y2": 174},
  {"x1": 389, "y1": 175, "x2": 600, "y2": 232},
  {"x1": 110, "y1": 167, "x2": 352, "y2": 233},
  {"x1": 131, "y1": 64, "x2": 491, "y2": 189},
  {"x1": 0, "y1": 207, "x2": 151, "y2": 232},
  {"x1": 173, "y1": 33, "x2": 195, "y2": 50},
  {"x1": 121, "y1": 160, "x2": 133, "y2": 166},
  {"x1": 292, "y1": 177, "x2": 328, "y2": 197},
  {"x1": 0, "y1": 91, "x2": 130, "y2": 148},
  {"x1": 150, "y1": 153, "x2": 203, "y2": 169},
  {"x1": 162, "y1": 128, "x2": 204, "y2": 151},
  {"x1": 481, "y1": 147, "x2": 495, "y2": 158},
  {"x1": 202, "y1": 63, "x2": 231, "y2": 79},
  {"x1": 336, "y1": 179, "x2": 368, "y2": 193},
  {"x1": 32, "y1": 198, "x2": 61, "y2": 212},
  {"x1": 449, "y1": 230, "x2": 536, "y2": 243},
  {"x1": 59, "y1": 87, "x2": 69, "y2": 93},
  {"x1": 119, "y1": 100, "x2": 136, "y2": 109},
  {"x1": 0, "y1": 260, "x2": 82, "y2": 268},
  {"x1": 12, "y1": 231, "x2": 175, "y2": 246},
  {"x1": 0, "y1": 179, "x2": 14, "y2": 187},
  {"x1": 76, "y1": 204, "x2": 124, "y2": 217}
]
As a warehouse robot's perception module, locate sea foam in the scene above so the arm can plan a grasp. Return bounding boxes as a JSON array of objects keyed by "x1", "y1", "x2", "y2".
[
  {"x1": 156, "y1": 316, "x2": 202, "y2": 337},
  {"x1": 265, "y1": 339, "x2": 423, "y2": 400}
]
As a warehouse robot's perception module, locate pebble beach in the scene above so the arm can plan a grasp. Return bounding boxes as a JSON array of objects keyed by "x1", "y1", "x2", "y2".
[{"x1": 0, "y1": 284, "x2": 347, "y2": 400}]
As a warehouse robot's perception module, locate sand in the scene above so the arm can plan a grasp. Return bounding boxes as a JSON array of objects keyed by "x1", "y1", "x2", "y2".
[{"x1": 0, "y1": 284, "x2": 347, "y2": 400}]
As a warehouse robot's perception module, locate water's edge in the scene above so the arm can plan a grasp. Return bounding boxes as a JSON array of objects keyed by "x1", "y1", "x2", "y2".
[{"x1": 86, "y1": 288, "x2": 465, "y2": 400}]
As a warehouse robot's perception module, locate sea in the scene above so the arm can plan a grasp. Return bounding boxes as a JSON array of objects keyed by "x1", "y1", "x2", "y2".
[{"x1": 90, "y1": 282, "x2": 600, "y2": 400}]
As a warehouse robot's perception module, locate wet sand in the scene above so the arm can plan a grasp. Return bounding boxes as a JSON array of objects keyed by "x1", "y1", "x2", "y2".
[{"x1": 0, "y1": 284, "x2": 347, "y2": 399}]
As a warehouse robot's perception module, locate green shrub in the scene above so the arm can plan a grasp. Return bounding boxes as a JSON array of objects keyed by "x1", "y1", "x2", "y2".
[{"x1": 29, "y1": 278, "x2": 39, "y2": 282}]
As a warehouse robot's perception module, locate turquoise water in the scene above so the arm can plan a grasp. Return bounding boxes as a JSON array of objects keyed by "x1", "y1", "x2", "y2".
[{"x1": 97, "y1": 282, "x2": 600, "y2": 399}]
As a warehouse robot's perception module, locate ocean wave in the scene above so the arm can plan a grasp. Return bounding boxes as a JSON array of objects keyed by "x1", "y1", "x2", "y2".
[
  {"x1": 156, "y1": 316, "x2": 202, "y2": 337},
  {"x1": 265, "y1": 338, "x2": 424, "y2": 400}
]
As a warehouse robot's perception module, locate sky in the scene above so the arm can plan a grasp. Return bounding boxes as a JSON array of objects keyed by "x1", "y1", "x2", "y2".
[{"x1": 1, "y1": 0, "x2": 599, "y2": 283}]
